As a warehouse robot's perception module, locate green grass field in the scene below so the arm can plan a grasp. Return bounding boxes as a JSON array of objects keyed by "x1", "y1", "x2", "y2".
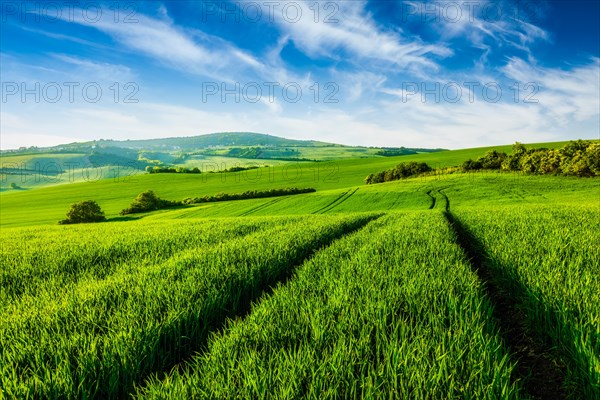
[{"x1": 1, "y1": 140, "x2": 598, "y2": 399}]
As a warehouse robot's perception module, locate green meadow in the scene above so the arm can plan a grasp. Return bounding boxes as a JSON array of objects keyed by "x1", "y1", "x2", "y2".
[
  {"x1": 0, "y1": 139, "x2": 598, "y2": 399},
  {"x1": 0, "y1": 139, "x2": 588, "y2": 227}
]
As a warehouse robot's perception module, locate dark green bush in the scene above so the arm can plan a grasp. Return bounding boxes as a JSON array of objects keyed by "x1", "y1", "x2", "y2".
[
  {"x1": 59, "y1": 201, "x2": 106, "y2": 224},
  {"x1": 365, "y1": 162, "x2": 432, "y2": 184},
  {"x1": 120, "y1": 191, "x2": 180, "y2": 215}
]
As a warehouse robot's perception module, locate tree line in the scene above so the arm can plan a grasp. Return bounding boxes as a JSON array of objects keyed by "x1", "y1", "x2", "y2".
[
  {"x1": 60, "y1": 187, "x2": 318, "y2": 223},
  {"x1": 461, "y1": 140, "x2": 599, "y2": 177},
  {"x1": 365, "y1": 140, "x2": 599, "y2": 185},
  {"x1": 145, "y1": 165, "x2": 262, "y2": 174},
  {"x1": 365, "y1": 161, "x2": 432, "y2": 184},
  {"x1": 182, "y1": 187, "x2": 316, "y2": 205},
  {"x1": 145, "y1": 166, "x2": 201, "y2": 174},
  {"x1": 120, "y1": 187, "x2": 316, "y2": 215}
]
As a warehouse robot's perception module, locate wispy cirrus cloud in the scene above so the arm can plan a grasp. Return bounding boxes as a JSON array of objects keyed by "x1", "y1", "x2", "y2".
[
  {"x1": 57, "y1": 6, "x2": 266, "y2": 82},
  {"x1": 268, "y1": 0, "x2": 451, "y2": 73},
  {"x1": 407, "y1": 0, "x2": 549, "y2": 64},
  {"x1": 501, "y1": 56, "x2": 600, "y2": 123}
]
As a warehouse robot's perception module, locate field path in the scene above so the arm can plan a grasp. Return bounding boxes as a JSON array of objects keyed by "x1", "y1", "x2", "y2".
[
  {"x1": 133, "y1": 214, "x2": 380, "y2": 397},
  {"x1": 441, "y1": 195, "x2": 567, "y2": 400},
  {"x1": 238, "y1": 197, "x2": 286, "y2": 216},
  {"x1": 425, "y1": 190, "x2": 436, "y2": 209},
  {"x1": 312, "y1": 188, "x2": 359, "y2": 214},
  {"x1": 425, "y1": 188, "x2": 449, "y2": 211}
]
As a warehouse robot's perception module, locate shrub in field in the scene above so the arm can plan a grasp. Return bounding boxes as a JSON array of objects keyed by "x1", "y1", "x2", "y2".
[
  {"x1": 519, "y1": 149, "x2": 548, "y2": 173},
  {"x1": 500, "y1": 142, "x2": 527, "y2": 171},
  {"x1": 146, "y1": 166, "x2": 201, "y2": 174},
  {"x1": 120, "y1": 190, "x2": 180, "y2": 215},
  {"x1": 461, "y1": 158, "x2": 483, "y2": 171},
  {"x1": 479, "y1": 149, "x2": 507, "y2": 169},
  {"x1": 539, "y1": 149, "x2": 562, "y2": 174},
  {"x1": 370, "y1": 141, "x2": 598, "y2": 181},
  {"x1": 120, "y1": 188, "x2": 316, "y2": 215},
  {"x1": 59, "y1": 200, "x2": 106, "y2": 224},
  {"x1": 586, "y1": 143, "x2": 600, "y2": 175},
  {"x1": 561, "y1": 142, "x2": 600, "y2": 177},
  {"x1": 365, "y1": 161, "x2": 432, "y2": 184}
]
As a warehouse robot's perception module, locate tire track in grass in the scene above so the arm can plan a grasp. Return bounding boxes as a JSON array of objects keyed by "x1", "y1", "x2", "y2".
[
  {"x1": 438, "y1": 187, "x2": 450, "y2": 212},
  {"x1": 313, "y1": 188, "x2": 358, "y2": 214},
  {"x1": 425, "y1": 190, "x2": 436, "y2": 209},
  {"x1": 133, "y1": 214, "x2": 381, "y2": 397},
  {"x1": 442, "y1": 199, "x2": 567, "y2": 400},
  {"x1": 311, "y1": 190, "x2": 349, "y2": 214},
  {"x1": 1, "y1": 216, "x2": 382, "y2": 399},
  {"x1": 320, "y1": 188, "x2": 359, "y2": 213},
  {"x1": 238, "y1": 197, "x2": 286, "y2": 216},
  {"x1": 138, "y1": 212, "x2": 523, "y2": 399}
]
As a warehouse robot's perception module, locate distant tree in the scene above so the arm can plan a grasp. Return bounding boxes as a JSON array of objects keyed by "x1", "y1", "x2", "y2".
[
  {"x1": 479, "y1": 150, "x2": 506, "y2": 169},
  {"x1": 123, "y1": 190, "x2": 162, "y2": 213},
  {"x1": 512, "y1": 142, "x2": 527, "y2": 156},
  {"x1": 585, "y1": 143, "x2": 600, "y2": 176},
  {"x1": 560, "y1": 139, "x2": 590, "y2": 159},
  {"x1": 519, "y1": 149, "x2": 546, "y2": 173},
  {"x1": 120, "y1": 190, "x2": 180, "y2": 215},
  {"x1": 461, "y1": 159, "x2": 483, "y2": 171},
  {"x1": 502, "y1": 142, "x2": 528, "y2": 171},
  {"x1": 365, "y1": 162, "x2": 432, "y2": 184},
  {"x1": 59, "y1": 200, "x2": 106, "y2": 224},
  {"x1": 539, "y1": 149, "x2": 562, "y2": 174}
]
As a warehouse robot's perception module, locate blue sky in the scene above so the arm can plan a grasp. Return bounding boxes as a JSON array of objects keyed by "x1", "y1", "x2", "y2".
[{"x1": 1, "y1": 0, "x2": 599, "y2": 149}]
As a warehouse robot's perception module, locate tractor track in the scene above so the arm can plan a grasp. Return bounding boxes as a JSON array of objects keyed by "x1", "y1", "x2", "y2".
[
  {"x1": 439, "y1": 190, "x2": 567, "y2": 400},
  {"x1": 238, "y1": 197, "x2": 285, "y2": 217},
  {"x1": 312, "y1": 188, "x2": 358, "y2": 214}
]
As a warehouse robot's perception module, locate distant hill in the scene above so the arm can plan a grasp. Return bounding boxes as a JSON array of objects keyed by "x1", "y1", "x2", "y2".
[
  {"x1": 0, "y1": 132, "x2": 448, "y2": 191},
  {"x1": 80, "y1": 132, "x2": 334, "y2": 151},
  {"x1": 2, "y1": 132, "x2": 446, "y2": 154}
]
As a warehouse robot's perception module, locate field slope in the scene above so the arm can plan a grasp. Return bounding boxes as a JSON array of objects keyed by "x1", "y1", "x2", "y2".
[{"x1": 1, "y1": 139, "x2": 598, "y2": 399}]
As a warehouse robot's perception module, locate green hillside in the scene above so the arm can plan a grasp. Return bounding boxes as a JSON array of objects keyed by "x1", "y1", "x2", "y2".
[
  {"x1": 1, "y1": 132, "x2": 450, "y2": 192},
  {"x1": 0, "y1": 139, "x2": 594, "y2": 227},
  {"x1": 100, "y1": 132, "x2": 333, "y2": 149},
  {"x1": 1, "y1": 138, "x2": 599, "y2": 399}
]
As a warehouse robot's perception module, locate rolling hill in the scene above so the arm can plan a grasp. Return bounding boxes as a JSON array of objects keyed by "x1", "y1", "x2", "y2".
[
  {"x1": 1, "y1": 138, "x2": 598, "y2": 399},
  {"x1": 0, "y1": 132, "x2": 446, "y2": 191}
]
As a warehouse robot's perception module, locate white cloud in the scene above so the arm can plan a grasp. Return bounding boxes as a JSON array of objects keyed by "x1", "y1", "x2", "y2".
[
  {"x1": 501, "y1": 57, "x2": 600, "y2": 123},
  {"x1": 268, "y1": 1, "x2": 451, "y2": 73},
  {"x1": 59, "y1": 6, "x2": 266, "y2": 82},
  {"x1": 410, "y1": 0, "x2": 550, "y2": 63},
  {"x1": 3, "y1": 1, "x2": 598, "y2": 151},
  {"x1": 50, "y1": 54, "x2": 135, "y2": 82}
]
